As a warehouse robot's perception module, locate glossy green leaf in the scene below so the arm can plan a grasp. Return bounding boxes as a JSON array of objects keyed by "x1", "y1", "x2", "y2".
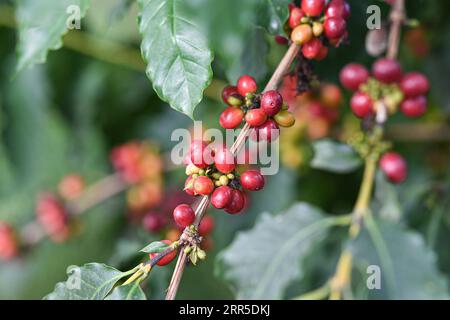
[
  {"x1": 106, "y1": 283, "x2": 146, "y2": 300},
  {"x1": 137, "y1": 0, "x2": 213, "y2": 119},
  {"x1": 216, "y1": 203, "x2": 345, "y2": 299},
  {"x1": 44, "y1": 263, "x2": 127, "y2": 300},
  {"x1": 15, "y1": 0, "x2": 90, "y2": 72},
  {"x1": 257, "y1": 0, "x2": 291, "y2": 35},
  {"x1": 140, "y1": 241, "x2": 170, "y2": 254},
  {"x1": 311, "y1": 139, "x2": 362, "y2": 173},
  {"x1": 350, "y1": 215, "x2": 449, "y2": 299}
]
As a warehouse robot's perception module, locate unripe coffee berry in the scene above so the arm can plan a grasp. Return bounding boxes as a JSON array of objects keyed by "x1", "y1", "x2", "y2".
[
  {"x1": 220, "y1": 106, "x2": 244, "y2": 129},
  {"x1": 224, "y1": 190, "x2": 246, "y2": 214},
  {"x1": 350, "y1": 92, "x2": 373, "y2": 118},
  {"x1": 340, "y1": 63, "x2": 369, "y2": 91},
  {"x1": 372, "y1": 58, "x2": 403, "y2": 84},
  {"x1": 261, "y1": 90, "x2": 283, "y2": 116},
  {"x1": 214, "y1": 147, "x2": 236, "y2": 174},
  {"x1": 149, "y1": 240, "x2": 177, "y2": 266},
  {"x1": 291, "y1": 24, "x2": 313, "y2": 45},
  {"x1": 211, "y1": 186, "x2": 233, "y2": 209},
  {"x1": 237, "y1": 75, "x2": 257, "y2": 96},
  {"x1": 400, "y1": 72, "x2": 429, "y2": 98},
  {"x1": 379, "y1": 152, "x2": 407, "y2": 184},
  {"x1": 240, "y1": 170, "x2": 265, "y2": 191},
  {"x1": 301, "y1": 0, "x2": 325, "y2": 17},
  {"x1": 274, "y1": 110, "x2": 296, "y2": 127},
  {"x1": 193, "y1": 176, "x2": 214, "y2": 195},
  {"x1": 245, "y1": 108, "x2": 268, "y2": 127},
  {"x1": 312, "y1": 22, "x2": 324, "y2": 37},
  {"x1": 400, "y1": 96, "x2": 427, "y2": 118},
  {"x1": 173, "y1": 204, "x2": 195, "y2": 228}
]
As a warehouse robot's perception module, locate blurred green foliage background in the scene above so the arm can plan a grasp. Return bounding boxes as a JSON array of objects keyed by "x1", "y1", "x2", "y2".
[{"x1": 0, "y1": 0, "x2": 449, "y2": 299}]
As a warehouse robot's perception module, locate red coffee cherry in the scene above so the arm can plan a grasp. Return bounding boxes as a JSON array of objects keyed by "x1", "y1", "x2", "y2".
[
  {"x1": 400, "y1": 72, "x2": 429, "y2": 98},
  {"x1": 340, "y1": 63, "x2": 369, "y2": 91},
  {"x1": 221, "y1": 85, "x2": 239, "y2": 104},
  {"x1": 198, "y1": 215, "x2": 215, "y2": 236},
  {"x1": 184, "y1": 176, "x2": 195, "y2": 196},
  {"x1": 315, "y1": 45, "x2": 329, "y2": 61},
  {"x1": 372, "y1": 58, "x2": 403, "y2": 84},
  {"x1": 379, "y1": 152, "x2": 407, "y2": 184},
  {"x1": 193, "y1": 176, "x2": 214, "y2": 195},
  {"x1": 149, "y1": 240, "x2": 177, "y2": 266},
  {"x1": 350, "y1": 92, "x2": 374, "y2": 118},
  {"x1": 36, "y1": 193, "x2": 69, "y2": 242},
  {"x1": 0, "y1": 222, "x2": 18, "y2": 260},
  {"x1": 261, "y1": 90, "x2": 283, "y2": 116},
  {"x1": 220, "y1": 106, "x2": 244, "y2": 129},
  {"x1": 143, "y1": 212, "x2": 165, "y2": 233},
  {"x1": 251, "y1": 119, "x2": 280, "y2": 142},
  {"x1": 214, "y1": 147, "x2": 236, "y2": 174},
  {"x1": 240, "y1": 170, "x2": 265, "y2": 191},
  {"x1": 289, "y1": 7, "x2": 305, "y2": 29},
  {"x1": 400, "y1": 96, "x2": 427, "y2": 118},
  {"x1": 301, "y1": 0, "x2": 325, "y2": 17},
  {"x1": 224, "y1": 189, "x2": 246, "y2": 214},
  {"x1": 302, "y1": 38, "x2": 323, "y2": 60},
  {"x1": 325, "y1": 0, "x2": 350, "y2": 19},
  {"x1": 324, "y1": 17, "x2": 347, "y2": 40},
  {"x1": 245, "y1": 108, "x2": 268, "y2": 127},
  {"x1": 58, "y1": 174, "x2": 85, "y2": 200},
  {"x1": 173, "y1": 204, "x2": 195, "y2": 228},
  {"x1": 211, "y1": 186, "x2": 233, "y2": 209},
  {"x1": 274, "y1": 35, "x2": 289, "y2": 45},
  {"x1": 189, "y1": 140, "x2": 214, "y2": 169},
  {"x1": 237, "y1": 75, "x2": 257, "y2": 96}
]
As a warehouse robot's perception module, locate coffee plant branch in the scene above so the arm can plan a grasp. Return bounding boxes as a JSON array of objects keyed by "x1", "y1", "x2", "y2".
[
  {"x1": 164, "y1": 43, "x2": 301, "y2": 300},
  {"x1": 328, "y1": 0, "x2": 406, "y2": 300}
]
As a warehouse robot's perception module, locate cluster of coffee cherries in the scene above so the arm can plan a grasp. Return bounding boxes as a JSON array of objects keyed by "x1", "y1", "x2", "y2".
[
  {"x1": 111, "y1": 141, "x2": 164, "y2": 216},
  {"x1": 279, "y1": 75, "x2": 342, "y2": 168},
  {"x1": 220, "y1": 75, "x2": 295, "y2": 140},
  {"x1": 340, "y1": 58, "x2": 430, "y2": 119},
  {"x1": 285, "y1": 0, "x2": 350, "y2": 60},
  {"x1": 0, "y1": 173, "x2": 86, "y2": 261},
  {"x1": 36, "y1": 173, "x2": 86, "y2": 242}
]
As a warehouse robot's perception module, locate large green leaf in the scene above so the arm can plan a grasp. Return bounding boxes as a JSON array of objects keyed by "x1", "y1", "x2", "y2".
[
  {"x1": 216, "y1": 203, "x2": 345, "y2": 299},
  {"x1": 311, "y1": 139, "x2": 362, "y2": 173},
  {"x1": 106, "y1": 283, "x2": 146, "y2": 300},
  {"x1": 44, "y1": 263, "x2": 127, "y2": 300},
  {"x1": 137, "y1": 0, "x2": 213, "y2": 119},
  {"x1": 257, "y1": 0, "x2": 291, "y2": 35},
  {"x1": 15, "y1": 0, "x2": 90, "y2": 72},
  {"x1": 350, "y1": 215, "x2": 449, "y2": 299},
  {"x1": 372, "y1": 171, "x2": 402, "y2": 222}
]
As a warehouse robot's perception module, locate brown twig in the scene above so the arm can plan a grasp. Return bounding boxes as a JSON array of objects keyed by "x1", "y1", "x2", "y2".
[
  {"x1": 164, "y1": 43, "x2": 300, "y2": 300},
  {"x1": 386, "y1": 0, "x2": 405, "y2": 59}
]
